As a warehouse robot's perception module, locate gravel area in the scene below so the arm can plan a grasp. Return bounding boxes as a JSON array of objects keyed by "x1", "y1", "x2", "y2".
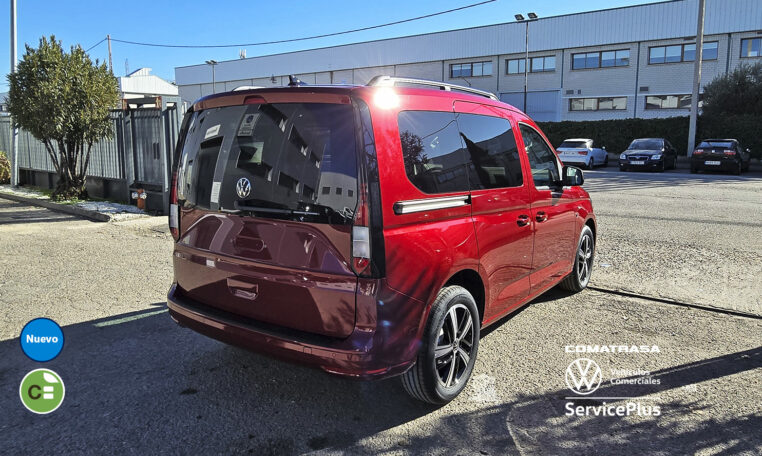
[
  {"x1": 0, "y1": 170, "x2": 760, "y2": 455},
  {"x1": 586, "y1": 170, "x2": 762, "y2": 316}
]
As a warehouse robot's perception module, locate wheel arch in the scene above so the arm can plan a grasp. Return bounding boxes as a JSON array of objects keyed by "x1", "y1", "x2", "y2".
[{"x1": 443, "y1": 268, "x2": 486, "y2": 325}]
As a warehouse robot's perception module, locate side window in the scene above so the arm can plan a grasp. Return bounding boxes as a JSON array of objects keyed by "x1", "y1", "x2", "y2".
[
  {"x1": 398, "y1": 111, "x2": 470, "y2": 194},
  {"x1": 455, "y1": 113, "x2": 523, "y2": 189},
  {"x1": 519, "y1": 124, "x2": 560, "y2": 188}
]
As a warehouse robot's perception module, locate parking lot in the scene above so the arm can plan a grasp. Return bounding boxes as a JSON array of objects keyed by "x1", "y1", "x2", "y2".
[{"x1": 1, "y1": 168, "x2": 761, "y2": 455}]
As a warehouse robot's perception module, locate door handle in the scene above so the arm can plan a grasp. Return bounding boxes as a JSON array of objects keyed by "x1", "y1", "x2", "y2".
[
  {"x1": 517, "y1": 214, "x2": 530, "y2": 227},
  {"x1": 536, "y1": 211, "x2": 548, "y2": 222}
]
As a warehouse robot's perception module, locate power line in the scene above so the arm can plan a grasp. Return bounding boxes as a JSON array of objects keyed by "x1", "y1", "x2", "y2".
[
  {"x1": 109, "y1": 0, "x2": 496, "y2": 49},
  {"x1": 85, "y1": 37, "x2": 106, "y2": 53}
]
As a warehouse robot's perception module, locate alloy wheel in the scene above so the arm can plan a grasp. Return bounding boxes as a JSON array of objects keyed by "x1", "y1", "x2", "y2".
[
  {"x1": 577, "y1": 234, "x2": 593, "y2": 284},
  {"x1": 434, "y1": 304, "x2": 475, "y2": 388}
]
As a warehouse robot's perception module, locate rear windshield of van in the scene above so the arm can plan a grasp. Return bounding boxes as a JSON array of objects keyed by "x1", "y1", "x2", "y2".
[{"x1": 176, "y1": 103, "x2": 358, "y2": 225}]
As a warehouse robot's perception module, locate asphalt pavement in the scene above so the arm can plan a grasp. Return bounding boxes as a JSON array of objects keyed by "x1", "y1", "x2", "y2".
[{"x1": 0, "y1": 169, "x2": 760, "y2": 455}]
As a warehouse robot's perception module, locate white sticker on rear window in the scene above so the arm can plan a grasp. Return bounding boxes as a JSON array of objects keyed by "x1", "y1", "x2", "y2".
[
  {"x1": 210, "y1": 181, "x2": 221, "y2": 204},
  {"x1": 204, "y1": 124, "x2": 221, "y2": 140}
]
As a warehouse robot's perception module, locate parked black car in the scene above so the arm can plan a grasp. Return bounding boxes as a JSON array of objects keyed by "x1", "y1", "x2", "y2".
[
  {"x1": 691, "y1": 139, "x2": 751, "y2": 175},
  {"x1": 619, "y1": 138, "x2": 677, "y2": 172}
]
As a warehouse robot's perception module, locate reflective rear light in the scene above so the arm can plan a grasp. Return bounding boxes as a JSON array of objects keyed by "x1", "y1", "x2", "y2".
[
  {"x1": 351, "y1": 183, "x2": 371, "y2": 276},
  {"x1": 169, "y1": 170, "x2": 179, "y2": 240},
  {"x1": 693, "y1": 149, "x2": 704, "y2": 155},
  {"x1": 578, "y1": 150, "x2": 589, "y2": 155},
  {"x1": 723, "y1": 150, "x2": 736, "y2": 155}
]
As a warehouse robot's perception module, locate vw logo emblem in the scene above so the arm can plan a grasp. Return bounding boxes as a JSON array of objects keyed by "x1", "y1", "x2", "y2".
[
  {"x1": 236, "y1": 177, "x2": 251, "y2": 199},
  {"x1": 565, "y1": 358, "x2": 602, "y2": 395}
]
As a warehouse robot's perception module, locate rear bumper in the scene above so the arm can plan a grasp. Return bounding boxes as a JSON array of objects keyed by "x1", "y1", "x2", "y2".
[
  {"x1": 560, "y1": 157, "x2": 589, "y2": 166},
  {"x1": 167, "y1": 281, "x2": 423, "y2": 380},
  {"x1": 691, "y1": 158, "x2": 739, "y2": 172}
]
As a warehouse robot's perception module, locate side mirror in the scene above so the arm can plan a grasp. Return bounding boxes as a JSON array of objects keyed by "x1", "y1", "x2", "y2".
[
  {"x1": 747, "y1": 148, "x2": 751, "y2": 153},
  {"x1": 562, "y1": 166, "x2": 584, "y2": 187},
  {"x1": 602, "y1": 146, "x2": 606, "y2": 150}
]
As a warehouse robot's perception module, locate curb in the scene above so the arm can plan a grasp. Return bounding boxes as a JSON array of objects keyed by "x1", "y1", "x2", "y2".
[{"x1": 0, "y1": 192, "x2": 112, "y2": 222}]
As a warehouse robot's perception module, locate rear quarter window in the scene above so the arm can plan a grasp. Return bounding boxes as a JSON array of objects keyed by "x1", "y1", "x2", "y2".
[{"x1": 397, "y1": 111, "x2": 470, "y2": 194}]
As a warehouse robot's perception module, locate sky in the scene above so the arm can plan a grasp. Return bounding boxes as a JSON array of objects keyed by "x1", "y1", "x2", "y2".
[{"x1": 0, "y1": 0, "x2": 663, "y2": 90}]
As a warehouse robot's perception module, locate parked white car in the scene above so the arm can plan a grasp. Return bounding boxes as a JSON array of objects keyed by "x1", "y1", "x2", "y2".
[{"x1": 556, "y1": 138, "x2": 608, "y2": 169}]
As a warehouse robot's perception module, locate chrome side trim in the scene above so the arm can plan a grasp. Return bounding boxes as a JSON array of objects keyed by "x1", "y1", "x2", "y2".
[{"x1": 393, "y1": 195, "x2": 470, "y2": 215}]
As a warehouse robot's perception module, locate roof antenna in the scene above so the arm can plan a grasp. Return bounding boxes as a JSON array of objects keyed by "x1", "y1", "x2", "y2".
[{"x1": 288, "y1": 75, "x2": 306, "y2": 87}]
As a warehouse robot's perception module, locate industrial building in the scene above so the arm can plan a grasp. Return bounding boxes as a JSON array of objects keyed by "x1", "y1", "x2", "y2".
[{"x1": 174, "y1": 0, "x2": 761, "y2": 122}]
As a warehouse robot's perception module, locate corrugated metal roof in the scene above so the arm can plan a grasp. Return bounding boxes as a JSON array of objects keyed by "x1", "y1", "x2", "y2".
[{"x1": 175, "y1": 0, "x2": 762, "y2": 86}]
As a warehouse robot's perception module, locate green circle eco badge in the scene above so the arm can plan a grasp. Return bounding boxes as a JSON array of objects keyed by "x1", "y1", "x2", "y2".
[{"x1": 19, "y1": 369, "x2": 65, "y2": 414}]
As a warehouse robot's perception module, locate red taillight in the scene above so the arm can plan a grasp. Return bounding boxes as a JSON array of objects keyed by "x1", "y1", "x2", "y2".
[
  {"x1": 693, "y1": 149, "x2": 704, "y2": 155},
  {"x1": 723, "y1": 149, "x2": 736, "y2": 155},
  {"x1": 169, "y1": 170, "x2": 179, "y2": 240},
  {"x1": 578, "y1": 150, "x2": 589, "y2": 155},
  {"x1": 351, "y1": 183, "x2": 371, "y2": 276}
]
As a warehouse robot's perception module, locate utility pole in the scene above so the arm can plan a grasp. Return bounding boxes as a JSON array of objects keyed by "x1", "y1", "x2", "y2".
[
  {"x1": 10, "y1": 0, "x2": 18, "y2": 187},
  {"x1": 107, "y1": 34, "x2": 113, "y2": 73},
  {"x1": 687, "y1": 0, "x2": 705, "y2": 158}
]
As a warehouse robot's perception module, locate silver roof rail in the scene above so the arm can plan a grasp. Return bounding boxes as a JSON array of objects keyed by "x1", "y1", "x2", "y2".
[
  {"x1": 232, "y1": 85, "x2": 265, "y2": 91},
  {"x1": 367, "y1": 75, "x2": 498, "y2": 101}
]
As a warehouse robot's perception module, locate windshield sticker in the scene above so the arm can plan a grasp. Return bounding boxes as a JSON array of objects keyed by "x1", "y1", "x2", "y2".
[
  {"x1": 238, "y1": 113, "x2": 259, "y2": 137},
  {"x1": 204, "y1": 124, "x2": 221, "y2": 140},
  {"x1": 210, "y1": 181, "x2": 221, "y2": 204}
]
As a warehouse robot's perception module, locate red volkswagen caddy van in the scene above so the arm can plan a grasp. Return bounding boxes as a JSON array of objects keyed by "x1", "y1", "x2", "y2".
[{"x1": 167, "y1": 76, "x2": 595, "y2": 404}]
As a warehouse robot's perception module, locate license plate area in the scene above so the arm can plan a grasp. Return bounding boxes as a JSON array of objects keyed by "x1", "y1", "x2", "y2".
[
  {"x1": 705, "y1": 161, "x2": 721, "y2": 165},
  {"x1": 630, "y1": 160, "x2": 645, "y2": 165}
]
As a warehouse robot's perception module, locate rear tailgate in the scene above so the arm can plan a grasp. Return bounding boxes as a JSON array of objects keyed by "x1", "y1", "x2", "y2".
[{"x1": 173, "y1": 96, "x2": 360, "y2": 338}]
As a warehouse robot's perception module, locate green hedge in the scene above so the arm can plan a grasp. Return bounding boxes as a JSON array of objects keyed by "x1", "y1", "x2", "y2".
[
  {"x1": 0, "y1": 151, "x2": 10, "y2": 184},
  {"x1": 537, "y1": 115, "x2": 762, "y2": 159}
]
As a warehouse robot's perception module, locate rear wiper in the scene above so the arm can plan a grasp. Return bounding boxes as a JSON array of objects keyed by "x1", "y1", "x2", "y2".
[{"x1": 233, "y1": 202, "x2": 319, "y2": 216}]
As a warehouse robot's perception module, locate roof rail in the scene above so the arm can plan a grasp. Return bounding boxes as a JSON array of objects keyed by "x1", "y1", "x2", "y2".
[{"x1": 367, "y1": 75, "x2": 498, "y2": 101}]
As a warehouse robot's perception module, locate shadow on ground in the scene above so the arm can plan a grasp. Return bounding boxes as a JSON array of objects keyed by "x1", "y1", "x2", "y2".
[{"x1": 0, "y1": 304, "x2": 759, "y2": 455}]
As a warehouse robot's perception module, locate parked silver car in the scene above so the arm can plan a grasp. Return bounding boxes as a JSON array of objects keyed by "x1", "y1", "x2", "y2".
[{"x1": 556, "y1": 138, "x2": 608, "y2": 169}]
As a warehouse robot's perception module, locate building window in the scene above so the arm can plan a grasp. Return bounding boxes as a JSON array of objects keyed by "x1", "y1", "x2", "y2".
[
  {"x1": 572, "y1": 49, "x2": 629, "y2": 69},
  {"x1": 321, "y1": 186, "x2": 330, "y2": 195},
  {"x1": 506, "y1": 58, "x2": 526, "y2": 74},
  {"x1": 741, "y1": 38, "x2": 761, "y2": 58},
  {"x1": 644, "y1": 94, "x2": 703, "y2": 109},
  {"x1": 531, "y1": 56, "x2": 556, "y2": 72},
  {"x1": 506, "y1": 56, "x2": 555, "y2": 74},
  {"x1": 450, "y1": 61, "x2": 493, "y2": 78},
  {"x1": 335, "y1": 187, "x2": 342, "y2": 195},
  {"x1": 569, "y1": 97, "x2": 627, "y2": 111},
  {"x1": 648, "y1": 42, "x2": 718, "y2": 64}
]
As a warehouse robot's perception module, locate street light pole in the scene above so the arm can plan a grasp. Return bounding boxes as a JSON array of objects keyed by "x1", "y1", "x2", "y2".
[
  {"x1": 687, "y1": 0, "x2": 705, "y2": 158},
  {"x1": 515, "y1": 13, "x2": 538, "y2": 114},
  {"x1": 205, "y1": 60, "x2": 218, "y2": 94},
  {"x1": 524, "y1": 20, "x2": 529, "y2": 113},
  {"x1": 10, "y1": 0, "x2": 18, "y2": 187}
]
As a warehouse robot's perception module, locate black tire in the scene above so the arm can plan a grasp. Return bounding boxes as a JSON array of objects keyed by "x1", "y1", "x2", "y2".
[
  {"x1": 734, "y1": 161, "x2": 742, "y2": 175},
  {"x1": 619, "y1": 165, "x2": 627, "y2": 172},
  {"x1": 690, "y1": 166, "x2": 698, "y2": 174},
  {"x1": 401, "y1": 286, "x2": 480, "y2": 404},
  {"x1": 559, "y1": 225, "x2": 594, "y2": 292},
  {"x1": 587, "y1": 158, "x2": 595, "y2": 170},
  {"x1": 604, "y1": 154, "x2": 609, "y2": 166},
  {"x1": 657, "y1": 160, "x2": 665, "y2": 173}
]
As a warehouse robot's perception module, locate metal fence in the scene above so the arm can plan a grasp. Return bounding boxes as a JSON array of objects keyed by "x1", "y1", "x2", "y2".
[{"x1": 0, "y1": 103, "x2": 182, "y2": 211}]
